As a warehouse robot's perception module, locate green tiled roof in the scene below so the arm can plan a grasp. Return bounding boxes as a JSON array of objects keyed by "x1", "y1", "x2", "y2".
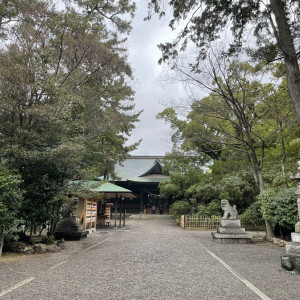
[
  {"x1": 91, "y1": 182, "x2": 132, "y2": 193},
  {"x1": 69, "y1": 180, "x2": 132, "y2": 193}
]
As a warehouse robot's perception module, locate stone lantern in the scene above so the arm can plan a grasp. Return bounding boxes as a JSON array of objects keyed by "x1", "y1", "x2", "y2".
[
  {"x1": 280, "y1": 161, "x2": 300, "y2": 273},
  {"x1": 291, "y1": 161, "x2": 300, "y2": 235}
]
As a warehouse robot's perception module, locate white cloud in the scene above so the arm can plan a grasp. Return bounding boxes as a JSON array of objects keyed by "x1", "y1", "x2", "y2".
[{"x1": 126, "y1": 0, "x2": 187, "y2": 155}]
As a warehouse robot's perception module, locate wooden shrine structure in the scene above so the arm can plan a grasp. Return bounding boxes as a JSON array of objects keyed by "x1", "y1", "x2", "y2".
[{"x1": 113, "y1": 156, "x2": 169, "y2": 214}]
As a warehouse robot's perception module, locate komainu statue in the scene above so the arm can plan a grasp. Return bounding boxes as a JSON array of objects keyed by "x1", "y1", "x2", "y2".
[{"x1": 221, "y1": 199, "x2": 238, "y2": 219}]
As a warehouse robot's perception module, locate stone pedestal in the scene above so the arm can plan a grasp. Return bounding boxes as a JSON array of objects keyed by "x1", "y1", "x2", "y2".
[
  {"x1": 281, "y1": 161, "x2": 300, "y2": 273},
  {"x1": 55, "y1": 216, "x2": 88, "y2": 240},
  {"x1": 281, "y1": 232, "x2": 300, "y2": 274},
  {"x1": 212, "y1": 219, "x2": 252, "y2": 244}
]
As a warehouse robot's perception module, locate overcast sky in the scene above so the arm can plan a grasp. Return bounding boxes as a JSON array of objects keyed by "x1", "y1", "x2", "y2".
[{"x1": 126, "y1": 0, "x2": 187, "y2": 156}]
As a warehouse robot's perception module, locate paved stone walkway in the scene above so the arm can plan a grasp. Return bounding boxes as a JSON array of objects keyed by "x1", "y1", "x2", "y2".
[{"x1": 0, "y1": 215, "x2": 299, "y2": 300}]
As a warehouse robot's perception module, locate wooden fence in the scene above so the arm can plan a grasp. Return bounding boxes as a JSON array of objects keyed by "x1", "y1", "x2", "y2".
[{"x1": 179, "y1": 215, "x2": 265, "y2": 231}]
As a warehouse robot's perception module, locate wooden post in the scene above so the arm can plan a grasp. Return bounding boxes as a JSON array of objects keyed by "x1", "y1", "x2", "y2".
[
  {"x1": 83, "y1": 199, "x2": 87, "y2": 230},
  {"x1": 123, "y1": 198, "x2": 126, "y2": 226},
  {"x1": 140, "y1": 190, "x2": 143, "y2": 213},
  {"x1": 114, "y1": 194, "x2": 117, "y2": 227},
  {"x1": 119, "y1": 195, "x2": 122, "y2": 228}
]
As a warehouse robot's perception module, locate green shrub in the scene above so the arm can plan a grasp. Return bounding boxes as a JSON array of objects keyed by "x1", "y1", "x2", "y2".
[
  {"x1": 257, "y1": 188, "x2": 277, "y2": 223},
  {"x1": 169, "y1": 200, "x2": 191, "y2": 219},
  {"x1": 195, "y1": 199, "x2": 222, "y2": 217},
  {"x1": 258, "y1": 187, "x2": 298, "y2": 231},
  {"x1": 273, "y1": 188, "x2": 298, "y2": 230},
  {"x1": 240, "y1": 201, "x2": 264, "y2": 226}
]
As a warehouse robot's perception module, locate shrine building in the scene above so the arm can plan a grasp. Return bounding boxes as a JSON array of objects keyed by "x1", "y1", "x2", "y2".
[{"x1": 112, "y1": 156, "x2": 170, "y2": 214}]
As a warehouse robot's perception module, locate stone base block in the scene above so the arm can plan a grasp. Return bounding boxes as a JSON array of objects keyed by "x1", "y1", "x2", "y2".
[
  {"x1": 212, "y1": 232, "x2": 252, "y2": 244},
  {"x1": 70, "y1": 224, "x2": 84, "y2": 232},
  {"x1": 286, "y1": 242, "x2": 300, "y2": 256},
  {"x1": 281, "y1": 253, "x2": 300, "y2": 274},
  {"x1": 220, "y1": 219, "x2": 241, "y2": 228},
  {"x1": 10, "y1": 242, "x2": 26, "y2": 253},
  {"x1": 54, "y1": 230, "x2": 88, "y2": 240},
  {"x1": 218, "y1": 227, "x2": 245, "y2": 234},
  {"x1": 291, "y1": 232, "x2": 300, "y2": 243}
]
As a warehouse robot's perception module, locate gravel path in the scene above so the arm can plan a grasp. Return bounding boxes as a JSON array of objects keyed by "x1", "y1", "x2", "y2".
[{"x1": 0, "y1": 215, "x2": 299, "y2": 300}]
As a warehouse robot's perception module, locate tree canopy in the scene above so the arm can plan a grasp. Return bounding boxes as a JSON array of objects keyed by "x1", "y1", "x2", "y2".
[
  {"x1": 158, "y1": 58, "x2": 299, "y2": 238},
  {"x1": 0, "y1": 0, "x2": 139, "y2": 239},
  {"x1": 147, "y1": 0, "x2": 300, "y2": 122}
]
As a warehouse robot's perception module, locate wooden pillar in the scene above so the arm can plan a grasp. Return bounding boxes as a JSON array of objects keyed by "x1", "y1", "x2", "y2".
[
  {"x1": 119, "y1": 195, "x2": 122, "y2": 228},
  {"x1": 140, "y1": 190, "x2": 144, "y2": 213},
  {"x1": 114, "y1": 194, "x2": 117, "y2": 228},
  {"x1": 123, "y1": 198, "x2": 126, "y2": 226},
  {"x1": 83, "y1": 199, "x2": 87, "y2": 230}
]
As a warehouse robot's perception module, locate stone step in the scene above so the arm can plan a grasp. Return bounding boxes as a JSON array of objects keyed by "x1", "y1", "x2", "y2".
[
  {"x1": 220, "y1": 219, "x2": 241, "y2": 228},
  {"x1": 212, "y1": 232, "x2": 252, "y2": 244},
  {"x1": 217, "y1": 227, "x2": 245, "y2": 234},
  {"x1": 212, "y1": 232, "x2": 252, "y2": 239}
]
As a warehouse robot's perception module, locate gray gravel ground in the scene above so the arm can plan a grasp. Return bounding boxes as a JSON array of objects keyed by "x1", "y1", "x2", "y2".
[{"x1": 0, "y1": 215, "x2": 299, "y2": 300}]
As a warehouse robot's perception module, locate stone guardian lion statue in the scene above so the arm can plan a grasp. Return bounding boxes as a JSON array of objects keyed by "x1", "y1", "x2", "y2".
[{"x1": 221, "y1": 199, "x2": 238, "y2": 219}]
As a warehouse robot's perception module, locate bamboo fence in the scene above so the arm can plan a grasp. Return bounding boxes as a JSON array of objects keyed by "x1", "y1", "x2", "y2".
[{"x1": 179, "y1": 215, "x2": 265, "y2": 231}]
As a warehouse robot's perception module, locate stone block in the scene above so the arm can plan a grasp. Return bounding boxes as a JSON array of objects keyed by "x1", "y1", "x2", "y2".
[
  {"x1": 54, "y1": 230, "x2": 88, "y2": 240},
  {"x1": 21, "y1": 246, "x2": 34, "y2": 255},
  {"x1": 220, "y1": 219, "x2": 241, "y2": 228},
  {"x1": 33, "y1": 243, "x2": 46, "y2": 254},
  {"x1": 291, "y1": 232, "x2": 300, "y2": 243},
  {"x1": 281, "y1": 253, "x2": 300, "y2": 273},
  {"x1": 218, "y1": 227, "x2": 245, "y2": 234},
  {"x1": 294, "y1": 222, "x2": 300, "y2": 233},
  {"x1": 212, "y1": 232, "x2": 252, "y2": 239},
  {"x1": 212, "y1": 232, "x2": 252, "y2": 244},
  {"x1": 10, "y1": 242, "x2": 26, "y2": 253},
  {"x1": 229, "y1": 239, "x2": 239, "y2": 244},
  {"x1": 281, "y1": 254, "x2": 293, "y2": 271},
  {"x1": 286, "y1": 242, "x2": 300, "y2": 256},
  {"x1": 70, "y1": 224, "x2": 83, "y2": 232}
]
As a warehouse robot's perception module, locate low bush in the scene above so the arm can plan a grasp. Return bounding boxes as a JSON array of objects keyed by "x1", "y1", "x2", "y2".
[{"x1": 169, "y1": 200, "x2": 191, "y2": 219}]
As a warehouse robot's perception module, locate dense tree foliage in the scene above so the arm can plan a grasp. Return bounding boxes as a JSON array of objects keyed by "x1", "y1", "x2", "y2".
[
  {"x1": 147, "y1": 0, "x2": 300, "y2": 122},
  {"x1": 169, "y1": 200, "x2": 192, "y2": 219},
  {"x1": 159, "y1": 150, "x2": 205, "y2": 200},
  {"x1": 0, "y1": 0, "x2": 138, "y2": 240},
  {"x1": 159, "y1": 58, "x2": 299, "y2": 238},
  {"x1": 148, "y1": 1, "x2": 299, "y2": 236},
  {"x1": 0, "y1": 164, "x2": 23, "y2": 256}
]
